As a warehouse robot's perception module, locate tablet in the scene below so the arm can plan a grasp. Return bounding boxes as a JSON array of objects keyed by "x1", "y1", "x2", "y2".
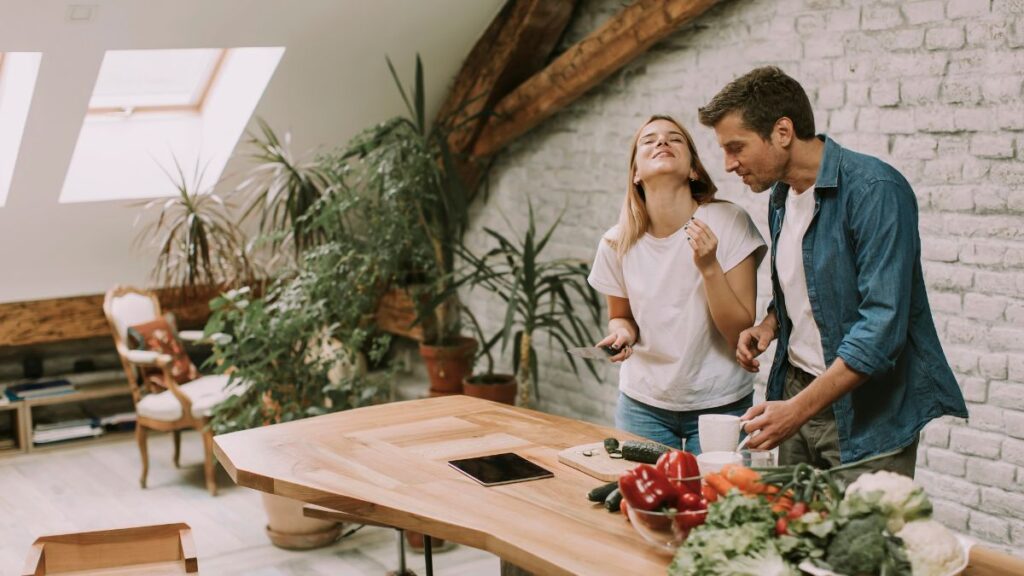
[{"x1": 448, "y1": 452, "x2": 554, "y2": 486}]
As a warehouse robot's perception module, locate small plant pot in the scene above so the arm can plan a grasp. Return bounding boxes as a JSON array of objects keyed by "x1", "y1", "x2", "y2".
[
  {"x1": 418, "y1": 337, "x2": 477, "y2": 395},
  {"x1": 462, "y1": 373, "x2": 517, "y2": 405},
  {"x1": 404, "y1": 530, "x2": 455, "y2": 553},
  {"x1": 261, "y1": 492, "x2": 340, "y2": 550}
]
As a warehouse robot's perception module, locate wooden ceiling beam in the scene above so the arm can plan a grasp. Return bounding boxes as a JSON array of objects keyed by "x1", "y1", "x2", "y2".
[
  {"x1": 435, "y1": 0, "x2": 577, "y2": 190},
  {"x1": 471, "y1": 0, "x2": 719, "y2": 158}
]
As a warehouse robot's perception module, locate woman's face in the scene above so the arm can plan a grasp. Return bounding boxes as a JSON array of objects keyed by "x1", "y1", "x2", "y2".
[{"x1": 633, "y1": 119, "x2": 695, "y2": 186}]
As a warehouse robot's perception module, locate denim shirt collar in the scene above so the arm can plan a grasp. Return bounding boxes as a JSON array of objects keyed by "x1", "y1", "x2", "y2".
[{"x1": 770, "y1": 134, "x2": 841, "y2": 208}]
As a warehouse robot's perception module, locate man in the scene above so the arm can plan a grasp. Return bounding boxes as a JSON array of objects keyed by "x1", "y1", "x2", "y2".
[{"x1": 698, "y1": 66, "x2": 967, "y2": 481}]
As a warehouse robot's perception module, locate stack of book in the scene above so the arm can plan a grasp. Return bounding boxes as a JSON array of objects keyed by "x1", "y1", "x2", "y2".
[
  {"x1": 5, "y1": 379, "x2": 75, "y2": 401},
  {"x1": 100, "y1": 411, "x2": 137, "y2": 431},
  {"x1": 33, "y1": 418, "x2": 104, "y2": 445}
]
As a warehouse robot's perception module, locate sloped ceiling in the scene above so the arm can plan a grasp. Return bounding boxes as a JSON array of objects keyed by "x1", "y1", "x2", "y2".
[{"x1": 0, "y1": 0, "x2": 503, "y2": 303}]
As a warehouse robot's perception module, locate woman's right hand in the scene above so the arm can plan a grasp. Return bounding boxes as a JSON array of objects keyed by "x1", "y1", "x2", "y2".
[{"x1": 597, "y1": 330, "x2": 634, "y2": 363}]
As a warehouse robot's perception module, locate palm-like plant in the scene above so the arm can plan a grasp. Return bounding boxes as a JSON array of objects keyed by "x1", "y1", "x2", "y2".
[
  {"x1": 134, "y1": 157, "x2": 254, "y2": 298},
  {"x1": 456, "y1": 199, "x2": 602, "y2": 407},
  {"x1": 236, "y1": 117, "x2": 334, "y2": 258}
]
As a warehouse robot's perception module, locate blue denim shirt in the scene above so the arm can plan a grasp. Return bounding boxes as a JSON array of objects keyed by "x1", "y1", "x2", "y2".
[{"x1": 767, "y1": 135, "x2": 968, "y2": 463}]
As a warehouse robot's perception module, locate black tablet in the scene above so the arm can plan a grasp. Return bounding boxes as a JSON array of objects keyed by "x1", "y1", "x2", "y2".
[{"x1": 448, "y1": 452, "x2": 554, "y2": 486}]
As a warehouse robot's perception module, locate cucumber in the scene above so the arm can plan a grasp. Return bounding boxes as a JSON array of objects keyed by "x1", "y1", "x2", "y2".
[
  {"x1": 620, "y1": 440, "x2": 670, "y2": 464},
  {"x1": 603, "y1": 437, "x2": 620, "y2": 454},
  {"x1": 587, "y1": 480, "x2": 619, "y2": 503},
  {"x1": 604, "y1": 487, "x2": 623, "y2": 512}
]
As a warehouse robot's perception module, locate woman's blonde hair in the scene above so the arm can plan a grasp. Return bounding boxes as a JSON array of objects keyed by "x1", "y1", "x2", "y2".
[{"x1": 611, "y1": 115, "x2": 717, "y2": 258}]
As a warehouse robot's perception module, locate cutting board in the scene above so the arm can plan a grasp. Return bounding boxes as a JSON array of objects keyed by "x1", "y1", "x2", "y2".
[{"x1": 557, "y1": 442, "x2": 637, "y2": 481}]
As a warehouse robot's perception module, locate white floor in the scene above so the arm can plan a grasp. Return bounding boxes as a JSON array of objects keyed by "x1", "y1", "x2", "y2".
[{"x1": 0, "y1": 430, "x2": 500, "y2": 575}]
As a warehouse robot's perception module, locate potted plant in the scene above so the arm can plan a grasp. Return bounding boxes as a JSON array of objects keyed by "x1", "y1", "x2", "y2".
[
  {"x1": 236, "y1": 117, "x2": 334, "y2": 262},
  {"x1": 205, "y1": 154, "x2": 403, "y2": 549},
  {"x1": 334, "y1": 55, "x2": 479, "y2": 395},
  {"x1": 134, "y1": 156, "x2": 257, "y2": 302},
  {"x1": 454, "y1": 199, "x2": 603, "y2": 407}
]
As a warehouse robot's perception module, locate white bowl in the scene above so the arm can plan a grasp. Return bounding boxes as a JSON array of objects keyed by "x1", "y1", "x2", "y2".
[{"x1": 696, "y1": 451, "x2": 742, "y2": 475}]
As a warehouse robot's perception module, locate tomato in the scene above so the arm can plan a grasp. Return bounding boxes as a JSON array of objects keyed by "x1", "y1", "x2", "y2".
[
  {"x1": 775, "y1": 517, "x2": 789, "y2": 536},
  {"x1": 787, "y1": 502, "x2": 808, "y2": 520},
  {"x1": 677, "y1": 492, "x2": 703, "y2": 511}
]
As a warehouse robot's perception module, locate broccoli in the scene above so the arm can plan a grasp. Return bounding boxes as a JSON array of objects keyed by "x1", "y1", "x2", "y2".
[{"x1": 825, "y1": 513, "x2": 889, "y2": 575}]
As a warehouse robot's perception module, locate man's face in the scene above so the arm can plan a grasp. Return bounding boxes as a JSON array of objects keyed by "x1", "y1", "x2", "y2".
[{"x1": 712, "y1": 112, "x2": 787, "y2": 193}]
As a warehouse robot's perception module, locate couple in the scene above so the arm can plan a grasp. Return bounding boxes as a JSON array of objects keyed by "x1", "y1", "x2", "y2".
[{"x1": 588, "y1": 67, "x2": 967, "y2": 482}]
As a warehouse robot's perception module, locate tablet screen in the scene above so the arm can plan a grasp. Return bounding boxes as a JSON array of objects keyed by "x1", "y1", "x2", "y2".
[{"x1": 448, "y1": 452, "x2": 554, "y2": 486}]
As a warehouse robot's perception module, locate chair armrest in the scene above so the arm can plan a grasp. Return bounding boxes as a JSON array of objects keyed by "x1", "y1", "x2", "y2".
[
  {"x1": 178, "y1": 330, "x2": 205, "y2": 343},
  {"x1": 125, "y1": 350, "x2": 173, "y2": 367}
]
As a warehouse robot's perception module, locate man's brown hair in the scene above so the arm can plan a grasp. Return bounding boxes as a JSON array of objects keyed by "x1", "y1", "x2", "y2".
[{"x1": 698, "y1": 66, "x2": 816, "y2": 141}]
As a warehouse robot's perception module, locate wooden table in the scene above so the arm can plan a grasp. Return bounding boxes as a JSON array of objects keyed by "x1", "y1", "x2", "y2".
[{"x1": 214, "y1": 395, "x2": 669, "y2": 576}]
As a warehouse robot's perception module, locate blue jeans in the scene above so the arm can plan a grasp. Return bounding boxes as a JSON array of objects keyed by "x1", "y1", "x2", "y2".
[{"x1": 615, "y1": 392, "x2": 753, "y2": 455}]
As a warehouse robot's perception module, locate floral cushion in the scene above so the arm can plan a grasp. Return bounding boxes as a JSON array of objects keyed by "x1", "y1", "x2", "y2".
[{"x1": 127, "y1": 317, "x2": 197, "y2": 385}]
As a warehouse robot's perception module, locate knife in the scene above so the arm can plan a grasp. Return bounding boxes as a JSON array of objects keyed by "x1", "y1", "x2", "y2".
[{"x1": 567, "y1": 345, "x2": 620, "y2": 360}]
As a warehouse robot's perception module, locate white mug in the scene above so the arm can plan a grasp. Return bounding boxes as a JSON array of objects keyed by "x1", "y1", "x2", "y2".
[{"x1": 698, "y1": 413, "x2": 742, "y2": 453}]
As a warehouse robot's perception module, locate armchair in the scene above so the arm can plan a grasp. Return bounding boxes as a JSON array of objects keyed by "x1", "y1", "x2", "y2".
[{"x1": 103, "y1": 285, "x2": 243, "y2": 495}]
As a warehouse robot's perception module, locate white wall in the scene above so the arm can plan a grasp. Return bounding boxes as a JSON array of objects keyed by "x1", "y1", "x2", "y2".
[
  {"x1": 466, "y1": 0, "x2": 1024, "y2": 555},
  {"x1": 0, "y1": 0, "x2": 502, "y2": 302}
]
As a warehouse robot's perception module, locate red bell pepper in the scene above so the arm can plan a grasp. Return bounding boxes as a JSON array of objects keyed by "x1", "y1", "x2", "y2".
[
  {"x1": 656, "y1": 449, "x2": 701, "y2": 495},
  {"x1": 618, "y1": 464, "x2": 679, "y2": 511}
]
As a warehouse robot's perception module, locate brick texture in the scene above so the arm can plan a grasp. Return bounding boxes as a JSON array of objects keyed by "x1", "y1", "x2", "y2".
[{"x1": 465, "y1": 0, "x2": 1024, "y2": 555}]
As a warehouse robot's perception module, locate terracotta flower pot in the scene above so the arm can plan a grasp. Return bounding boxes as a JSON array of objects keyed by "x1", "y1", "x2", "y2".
[
  {"x1": 418, "y1": 337, "x2": 477, "y2": 395},
  {"x1": 462, "y1": 374, "x2": 517, "y2": 405}
]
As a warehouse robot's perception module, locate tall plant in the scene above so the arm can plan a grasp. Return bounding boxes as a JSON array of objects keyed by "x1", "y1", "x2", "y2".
[
  {"x1": 334, "y1": 55, "x2": 474, "y2": 345},
  {"x1": 455, "y1": 199, "x2": 603, "y2": 406},
  {"x1": 205, "y1": 182, "x2": 401, "y2": 434},
  {"x1": 134, "y1": 157, "x2": 254, "y2": 298}
]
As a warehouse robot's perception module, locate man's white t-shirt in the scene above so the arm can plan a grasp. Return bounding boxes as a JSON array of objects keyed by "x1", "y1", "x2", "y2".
[
  {"x1": 775, "y1": 186, "x2": 827, "y2": 376},
  {"x1": 588, "y1": 201, "x2": 766, "y2": 411}
]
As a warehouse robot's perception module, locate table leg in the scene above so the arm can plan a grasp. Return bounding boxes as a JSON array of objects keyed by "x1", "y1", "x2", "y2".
[
  {"x1": 388, "y1": 528, "x2": 417, "y2": 576},
  {"x1": 423, "y1": 535, "x2": 433, "y2": 576}
]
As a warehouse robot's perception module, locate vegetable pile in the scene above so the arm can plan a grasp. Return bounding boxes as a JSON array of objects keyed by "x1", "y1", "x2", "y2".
[
  {"x1": 582, "y1": 441, "x2": 963, "y2": 576},
  {"x1": 666, "y1": 462, "x2": 965, "y2": 576}
]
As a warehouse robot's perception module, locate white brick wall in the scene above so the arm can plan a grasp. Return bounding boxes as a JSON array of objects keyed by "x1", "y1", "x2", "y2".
[{"x1": 464, "y1": 0, "x2": 1024, "y2": 554}]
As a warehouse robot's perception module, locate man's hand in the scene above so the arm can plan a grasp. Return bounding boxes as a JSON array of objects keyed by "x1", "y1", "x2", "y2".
[
  {"x1": 740, "y1": 400, "x2": 808, "y2": 450},
  {"x1": 736, "y1": 321, "x2": 776, "y2": 372}
]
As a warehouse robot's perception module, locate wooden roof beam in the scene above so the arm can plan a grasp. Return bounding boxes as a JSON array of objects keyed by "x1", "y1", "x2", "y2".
[
  {"x1": 471, "y1": 0, "x2": 719, "y2": 158},
  {"x1": 435, "y1": 0, "x2": 577, "y2": 190}
]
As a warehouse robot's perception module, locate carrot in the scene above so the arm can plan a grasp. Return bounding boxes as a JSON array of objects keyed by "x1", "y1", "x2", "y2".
[
  {"x1": 704, "y1": 473, "x2": 736, "y2": 496},
  {"x1": 771, "y1": 494, "x2": 794, "y2": 514},
  {"x1": 701, "y1": 482, "x2": 718, "y2": 503},
  {"x1": 721, "y1": 464, "x2": 763, "y2": 494}
]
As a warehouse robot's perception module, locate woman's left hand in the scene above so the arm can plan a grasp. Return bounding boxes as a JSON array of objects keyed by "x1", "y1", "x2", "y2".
[{"x1": 685, "y1": 218, "x2": 720, "y2": 275}]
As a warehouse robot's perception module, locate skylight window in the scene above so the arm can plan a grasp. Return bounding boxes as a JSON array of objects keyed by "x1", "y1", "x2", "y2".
[
  {"x1": 0, "y1": 52, "x2": 43, "y2": 207},
  {"x1": 88, "y1": 49, "x2": 226, "y2": 114},
  {"x1": 60, "y1": 47, "x2": 284, "y2": 204}
]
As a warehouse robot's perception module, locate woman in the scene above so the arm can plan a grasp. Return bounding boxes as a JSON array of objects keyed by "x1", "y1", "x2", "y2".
[{"x1": 588, "y1": 115, "x2": 766, "y2": 453}]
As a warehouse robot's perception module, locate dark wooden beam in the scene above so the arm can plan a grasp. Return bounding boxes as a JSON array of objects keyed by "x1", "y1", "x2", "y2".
[
  {"x1": 472, "y1": 0, "x2": 720, "y2": 158},
  {"x1": 436, "y1": 0, "x2": 577, "y2": 190}
]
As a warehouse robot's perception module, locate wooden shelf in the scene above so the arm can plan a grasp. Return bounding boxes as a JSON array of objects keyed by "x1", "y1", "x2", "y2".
[
  {"x1": 24, "y1": 381, "x2": 129, "y2": 407},
  {"x1": 29, "y1": 430, "x2": 134, "y2": 454},
  {"x1": 0, "y1": 371, "x2": 133, "y2": 456}
]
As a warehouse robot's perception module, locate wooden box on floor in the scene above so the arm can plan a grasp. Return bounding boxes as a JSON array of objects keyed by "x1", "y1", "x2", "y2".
[{"x1": 22, "y1": 523, "x2": 198, "y2": 575}]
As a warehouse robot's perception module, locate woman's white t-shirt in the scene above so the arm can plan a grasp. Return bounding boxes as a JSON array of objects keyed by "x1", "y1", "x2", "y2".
[{"x1": 588, "y1": 201, "x2": 766, "y2": 411}]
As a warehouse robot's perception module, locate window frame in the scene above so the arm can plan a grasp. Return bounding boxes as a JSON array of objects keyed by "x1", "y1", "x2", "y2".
[{"x1": 86, "y1": 49, "x2": 228, "y2": 117}]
